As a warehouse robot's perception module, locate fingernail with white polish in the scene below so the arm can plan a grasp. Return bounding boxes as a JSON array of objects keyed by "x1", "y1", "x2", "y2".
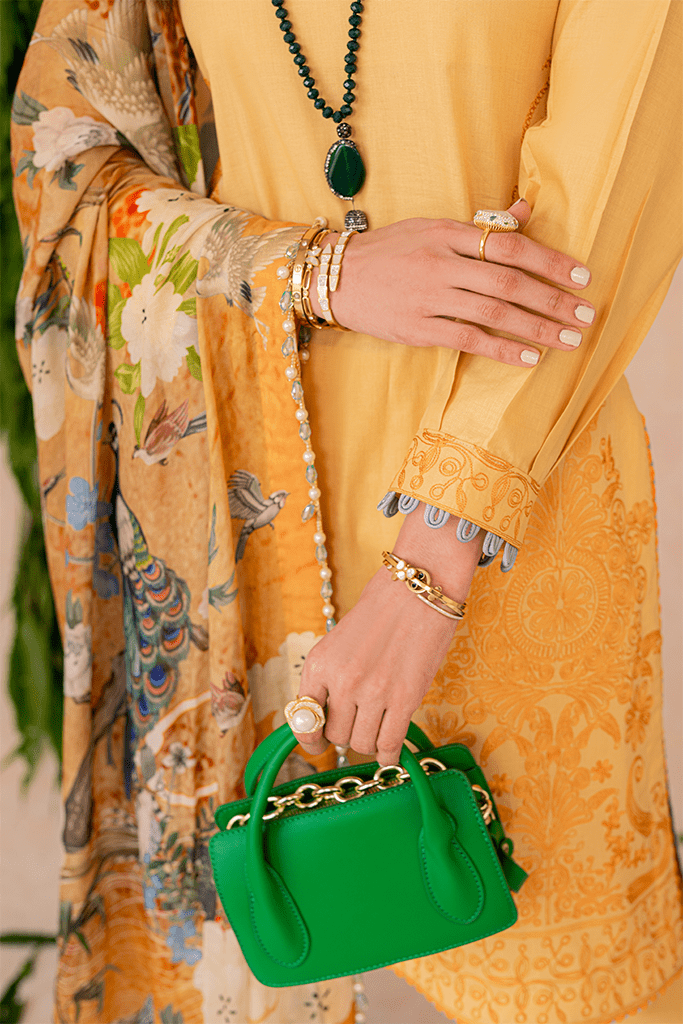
[
  {"x1": 560, "y1": 329, "x2": 582, "y2": 348},
  {"x1": 521, "y1": 349, "x2": 539, "y2": 365},
  {"x1": 575, "y1": 305, "x2": 595, "y2": 324},
  {"x1": 570, "y1": 266, "x2": 590, "y2": 286}
]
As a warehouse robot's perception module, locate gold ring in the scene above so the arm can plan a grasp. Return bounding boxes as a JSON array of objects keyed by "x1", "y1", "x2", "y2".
[
  {"x1": 473, "y1": 209, "x2": 519, "y2": 261},
  {"x1": 284, "y1": 696, "x2": 326, "y2": 734}
]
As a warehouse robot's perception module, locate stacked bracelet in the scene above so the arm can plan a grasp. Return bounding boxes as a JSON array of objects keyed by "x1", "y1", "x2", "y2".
[
  {"x1": 291, "y1": 219, "x2": 330, "y2": 330},
  {"x1": 382, "y1": 551, "x2": 466, "y2": 621},
  {"x1": 317, "y1": 229, "x2": 357, "y2": 330}
]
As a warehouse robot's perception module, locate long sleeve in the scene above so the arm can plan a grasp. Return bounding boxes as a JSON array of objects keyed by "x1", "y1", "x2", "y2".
[{"x1": 390, "y1": 0, "x2": 681, "y2": 548}]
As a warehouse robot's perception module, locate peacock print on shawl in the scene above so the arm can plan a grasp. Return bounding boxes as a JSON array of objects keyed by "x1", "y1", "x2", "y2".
[{"x1": 108, "y1": 417, "x2": 207, "y2": 736}]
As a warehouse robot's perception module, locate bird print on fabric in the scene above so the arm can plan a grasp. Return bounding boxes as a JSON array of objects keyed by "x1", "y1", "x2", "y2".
[
  {"x1": 39, "y1": 1, "x2": 177, "y2": 178},
  {"x1": 133, "y1": 400, "x2": 207, "y2": 465},
  {"x1": 227, "y1": 470, "x2": 288, "y2": 562},
  {"x1": 106, "y1": 419, "x2": 208, "y2": 738},
  {"x1": 65, "y1": 297, "x2": 105, "y2": 402},
  {"x1": 210, "y1": 671, "x2": 249, "y2": 733},
  {"x1": 197, "y1": 211, "x2": 301, "y2": 339},
  {"x1": 62, "y1": 651, "x2": 128, "y2": 852}
]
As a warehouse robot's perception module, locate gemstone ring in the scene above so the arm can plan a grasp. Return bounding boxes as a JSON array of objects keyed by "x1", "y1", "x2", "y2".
[
  {"x1": 285, "y1": 696, "x2": 326, "y2": 734},
  {"x1": 473, "y1": 209, "x2": 520, "y2": 262}
]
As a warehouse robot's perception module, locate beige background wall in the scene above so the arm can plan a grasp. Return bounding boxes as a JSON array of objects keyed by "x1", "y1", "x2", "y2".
[{"x1": 1, "y1": 266, "x2": 681, "y2": 1022}]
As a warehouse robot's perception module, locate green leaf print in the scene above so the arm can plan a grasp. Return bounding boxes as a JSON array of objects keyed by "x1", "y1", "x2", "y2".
[
  {"x1": 107, "y1": 282, "x2": 126, "y2": 349},
  {"x1": 51, "y1": 159, "x2": 84, "y2": 191},
  {"x1": 114, "y1": 362, "x2": 141, "y2": 395},
  {"x1": 15, "y1": 152, "x2": 38, "y2": 188},
  {"x1": 166, "y1": 252, "x2": 198, "y2": 295},
  {"x1": 185, "y1": 345, "x2": 202, "y2": 382},
  {"x1": 11, "y1": 90, "x2": 47, "y2": 125},
  {"x1": 174, "y1": 124, "x2": 202, "y2": 187},
  {"x1": 177, "y1": 297, "x2": 196, "y2": 317},
  {"x1": 209, "y1": 572, "x2": 238, "y2": 610},
  {"x1": 109, "y1": 237, "x2": 149, "y2": 290},
  {"x1": 134, "y1": 393, "x2": 146, "y2": 446},
  {"x1": 155, "y1": 215, "x2": 190, "y2": 267}
]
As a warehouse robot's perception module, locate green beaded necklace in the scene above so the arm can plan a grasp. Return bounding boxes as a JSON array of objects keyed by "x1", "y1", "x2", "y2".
[{"x1": 272, "y1": 0, "x2": 369, "y2": 231}]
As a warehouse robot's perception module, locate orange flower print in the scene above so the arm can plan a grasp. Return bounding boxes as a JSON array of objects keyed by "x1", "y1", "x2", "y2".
[
  {"x1": 490, "y1": 773, "x2": 512, "y2": 797},
  {"x1": 625, "y1": 682, "x2": 652, "y2": 749},
  {"x1": 591, "y1": 759, "x2": 613, "y2": 783},
  {"x1": 527, "y1": 566, "x2": 594, "y2": 642},
  {"x1": 110, "y1": 186, "x2": 150, "y2": 238}
]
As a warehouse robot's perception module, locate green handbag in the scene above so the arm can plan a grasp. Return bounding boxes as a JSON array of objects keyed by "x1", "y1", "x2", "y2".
[{"x1": 209, "y1": 721, "x2": 527, "y2": 987}]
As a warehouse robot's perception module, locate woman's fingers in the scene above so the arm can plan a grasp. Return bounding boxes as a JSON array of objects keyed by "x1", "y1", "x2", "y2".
[
  {"x1": 375, "y1": 710, "x2": 413, "y2": 767},
  {"x1": 324, "y1": 698, "x2": 357, "y2": 749},
  {"x1": 452, "y1": 256, "x2": 595, "y2": 329},
  {"x1": 454, "y1": 220, "x2": 592, "y2": 290},
  {"x1": 420, "y1": 318, "x2": 544, "y2": 368},
  {"x1": 349, "y1": 705, "x2": 387, "y2": 758},
  {"x1": 441, "y1": 287, "x2": 588, "y2": 353}
]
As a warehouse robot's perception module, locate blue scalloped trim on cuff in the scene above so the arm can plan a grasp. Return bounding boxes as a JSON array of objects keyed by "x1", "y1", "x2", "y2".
[{"x1": 377, "y1": 492, "x2": 518, "y2": 572}]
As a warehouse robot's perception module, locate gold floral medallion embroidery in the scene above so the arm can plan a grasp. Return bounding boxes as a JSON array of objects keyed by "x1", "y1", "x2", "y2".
[{"x1": 404, "y1": 408, "x2": 682, "y2": 1024}]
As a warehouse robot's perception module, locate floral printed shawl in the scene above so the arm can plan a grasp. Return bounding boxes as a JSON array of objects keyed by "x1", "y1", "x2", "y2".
[{"x1": 12, "y1": 1, "x2": 353, "y2": 1021}]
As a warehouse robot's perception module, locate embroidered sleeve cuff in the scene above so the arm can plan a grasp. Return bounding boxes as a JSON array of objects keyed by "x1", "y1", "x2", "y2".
[{"x1": 388, "y1": 429, "x2": 540, "y2": 546}]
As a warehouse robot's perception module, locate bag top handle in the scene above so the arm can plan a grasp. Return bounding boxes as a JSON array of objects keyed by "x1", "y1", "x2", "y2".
[{"x1": 244, "y1": 719, "x2": 434, "y2": 796}]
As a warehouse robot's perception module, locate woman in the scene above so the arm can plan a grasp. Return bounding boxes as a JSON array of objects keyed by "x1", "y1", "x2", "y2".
[{"x1": 11, "y1": 0, "x2": 682, "y2": 1021}]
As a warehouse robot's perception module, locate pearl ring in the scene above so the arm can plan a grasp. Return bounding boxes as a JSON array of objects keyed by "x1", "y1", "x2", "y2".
[{"x1": 284, "y1": 695, "x2": 326, "y2": 734}]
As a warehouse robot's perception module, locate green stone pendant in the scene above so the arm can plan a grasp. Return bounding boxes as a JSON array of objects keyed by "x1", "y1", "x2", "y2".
[
  {"x1": 324, "y1": 124, "x2": 368, "y2": 231},
  {"x1": 324, "y1": 139, "x2": 366, "y2": 200}
]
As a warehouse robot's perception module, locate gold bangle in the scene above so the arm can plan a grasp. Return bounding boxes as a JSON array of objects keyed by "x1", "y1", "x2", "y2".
[
  {"x1": 292, "y1": 220, "x2": 329, "y2": 328},
  {"x1": 381, "y1": 550, "x2": 466, "y2": 620}
]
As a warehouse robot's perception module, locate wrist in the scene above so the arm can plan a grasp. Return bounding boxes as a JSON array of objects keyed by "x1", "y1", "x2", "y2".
[{"x1": 392, "y1": 504, "x2": 483, "y2": 604}]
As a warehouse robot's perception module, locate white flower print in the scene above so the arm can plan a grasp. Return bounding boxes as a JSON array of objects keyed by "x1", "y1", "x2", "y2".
[
  {"x1": 247, "y1": 631, "x2": 322, "y2": 731},
  {"x1": 162, "y1": 742, "x2": 196, "y2": 773},
  {"x1": 64, "y1": 621, "x2": 92, "y2": 701},
  {"x1": 194, "y1": 922, "x2": 354, "y2": 1024},
  {"x1": 120, "y1": 278, "x2": 197, "y2": 398},
  {"x1": 31, "y1": 324, "x2": 67, "y2": 441},
  {"x1": 32, "y1": 107, "x2": 117, "y2": 173}
]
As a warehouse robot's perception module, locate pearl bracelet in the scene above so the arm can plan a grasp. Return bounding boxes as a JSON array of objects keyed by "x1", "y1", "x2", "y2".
[{"x1": 382, "y1": 550, "x2": 466, "y2": 621}]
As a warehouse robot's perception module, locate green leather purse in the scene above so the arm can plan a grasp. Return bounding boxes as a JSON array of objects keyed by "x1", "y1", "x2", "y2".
[{"x1": 209, "y1": 721, "x2": 527, "y2": 987}]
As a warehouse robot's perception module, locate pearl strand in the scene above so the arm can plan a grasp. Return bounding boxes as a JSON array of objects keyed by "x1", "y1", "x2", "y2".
[{"x1": 279, "y1": 236, "x2": 336, "y2": 632}]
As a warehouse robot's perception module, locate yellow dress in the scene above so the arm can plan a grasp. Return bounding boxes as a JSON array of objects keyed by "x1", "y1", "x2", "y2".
[
  {"x1": 10, "y1": 0, "x2": 681, "y2": 1020},
  {"x1": 179, "y1": 1, "x2": 683, "y2": 1021}
]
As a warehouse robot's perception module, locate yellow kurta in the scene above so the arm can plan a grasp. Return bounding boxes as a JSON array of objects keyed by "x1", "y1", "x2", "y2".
[{"x1": 179, "y1": 1, "x2": 683, "y2": 1021}]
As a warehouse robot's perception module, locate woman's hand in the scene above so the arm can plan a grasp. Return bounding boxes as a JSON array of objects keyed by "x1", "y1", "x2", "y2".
[
  {"x1": 292, "y1": 507, "x2": 484, "y2": 766},
  {"x1": 309, "y1": 199, "x2": 595, "y2": 367}
]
